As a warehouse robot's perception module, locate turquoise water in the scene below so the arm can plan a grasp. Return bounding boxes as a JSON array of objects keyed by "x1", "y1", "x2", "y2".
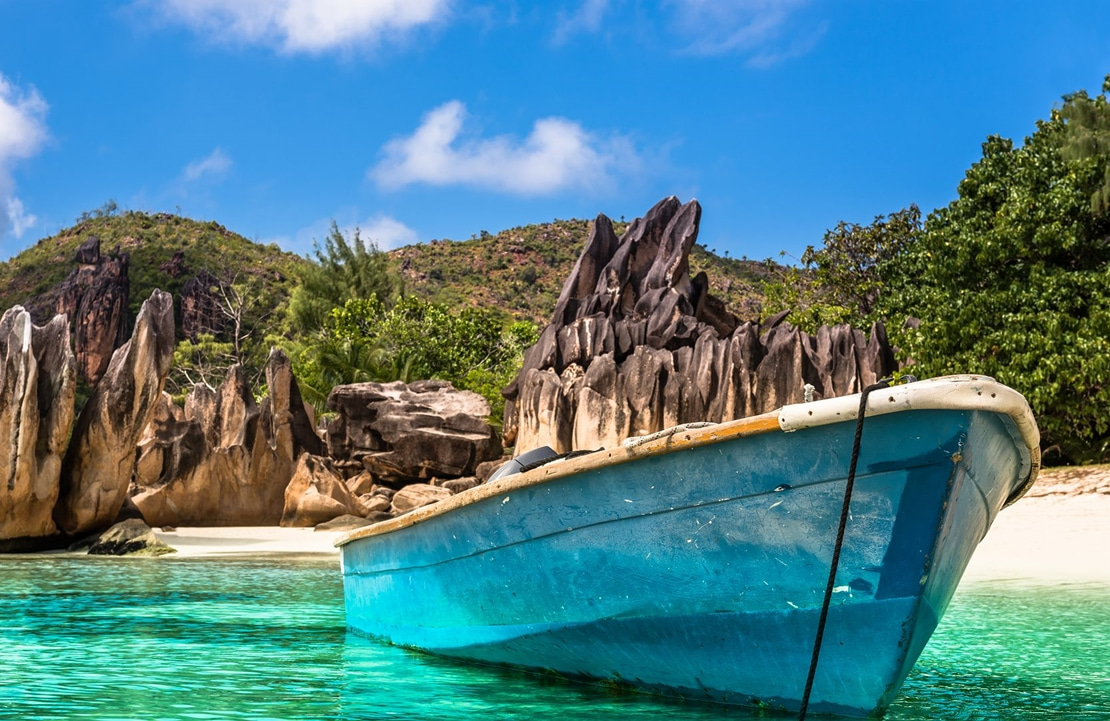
[{"x1": 1, "y1": 556, "x2": 1107, "y2": 720}]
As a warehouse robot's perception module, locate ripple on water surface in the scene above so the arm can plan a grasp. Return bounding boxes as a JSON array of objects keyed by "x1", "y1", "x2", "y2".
[{"x1": 1, "y1": 557, "x2": 1107, "y2": 720}]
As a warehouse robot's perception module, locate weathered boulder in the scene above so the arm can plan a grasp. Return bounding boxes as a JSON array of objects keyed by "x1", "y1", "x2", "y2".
[
  {"x1": 0, "y1": 308, "x2": 77, "y2": 541},
  {"x1": 85, "y1": 518, "x2": 176, "y2": 556},
  {"x1": 281, "y1": 454, "x2": 369, "y2": 527},
  {"x1": 437, "y1": 477, "x2": 480, "y2": 494},
  {"x1": 131, "y1": 351, "x2": 323, "y2": 527},
  {"x1": 326, "y1": 380, "x2": 502, "y2": 484},
  {"x1": 503, "y1": 197, "x2": 898, "y2": 454},
  {"x1": 390, "y1": 483, "x2": 453, "y2": 515},
  {"x1": 54, "y1": 290, "x2": 175, "y2": 536},
  {"x1": 314, "y1": 514, "x2": 373, "y2": 532}
]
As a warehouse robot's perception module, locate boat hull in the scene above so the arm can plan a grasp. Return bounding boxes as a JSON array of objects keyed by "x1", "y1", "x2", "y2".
[{"x1": 340, "y1": 394, "x2": 1034, "y2": 717}]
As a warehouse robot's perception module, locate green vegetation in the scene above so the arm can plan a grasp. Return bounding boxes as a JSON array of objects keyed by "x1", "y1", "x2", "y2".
[
  {"x1": 294, "y1": 295, "x2": 538, "y2": 422},
  {"x1": 0, "y1": 209, "x2": 308, "y2": 325},
  {"x1": 763, "y1": 75, "x2": 1110, "y2": 464}
]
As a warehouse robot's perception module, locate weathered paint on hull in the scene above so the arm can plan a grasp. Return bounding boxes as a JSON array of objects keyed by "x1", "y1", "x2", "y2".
[{"x1": 340, "y1": 407, "x2": 1030, "y2": 717}]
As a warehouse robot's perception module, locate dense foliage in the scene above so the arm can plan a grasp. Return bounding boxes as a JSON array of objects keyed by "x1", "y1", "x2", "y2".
[
  {"x1": 294, "y1": 296, "x2": 538, "y2": 422},
  {"x1": 878, "y1": 81, "x2": 1110, "y2": 462},
  {"x1": 761, "y1": 206, "x2": 921, "y2": 333},
  {"x1": 289, "y1": 222, "x2": 401, "y2": 335}
]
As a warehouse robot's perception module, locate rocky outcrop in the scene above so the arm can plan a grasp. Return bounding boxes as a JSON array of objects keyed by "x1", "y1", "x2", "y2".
[
  {"x1": 503, "y1": 197, "x2": 898, "y2": 455},
  {"x1": 0, "y1": 309, "x2": 77, "y2": 541},
  {"x1": 131, "y1": 350, "x2": 323, "y2": 527},
  {"x1": 84, "y1": 518, "x2": 176, "y2": 556},
  {"x1": 179, "y1": 270, "x2": 224, "y2": 341},
  {"x1": 52, "y1": 237, "x2": 131, "y2": 385},
  {"x1": 280, "y1": 454, "x2": 369, "y2": 527},
  {"x1": 326, "y1": 380, "x2": 502, "y2": 484},
  {"x1": 54, "y1": 290, "x2": 175, "y2": 536}
]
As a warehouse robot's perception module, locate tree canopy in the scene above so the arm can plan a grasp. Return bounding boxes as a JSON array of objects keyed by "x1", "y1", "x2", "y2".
[{"x1": 876, "y1": 76, "x2": 1110, "y2": 462}]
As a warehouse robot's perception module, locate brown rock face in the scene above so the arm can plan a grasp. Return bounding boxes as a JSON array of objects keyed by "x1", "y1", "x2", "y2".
[
  {"x1": 51, "y1": 237, "x2": 131, "y2": 385},
  {"x1": 280, "y1": 454, "x2": 369, "y2": 527},
  {"x1": 326, "y1": 380, "x2": 502, "y2": 484},
  {"x1": 54, "y1": 290, "x2": 175, "y2": 536},
  {"x1": 179, "y1": 270, "x2": 224, "y2": 341},
  {"x1": 0, "y1": 308, "x2": 77, "y2": 541},
  {"x1": 131, "y1": 351, "x2": 322, "y2": 526},
  {"x1": 503, "y1": 197, "x2": 898, "y2": 455}
]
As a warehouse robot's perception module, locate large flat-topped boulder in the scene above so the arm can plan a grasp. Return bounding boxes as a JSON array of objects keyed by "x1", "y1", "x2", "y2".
[
  {"x1": 503, "y1": 197, "x2": 898, "y2": 455},
  {"x1": 326, "y1": 380, "x2": 502, "y2": 484}
]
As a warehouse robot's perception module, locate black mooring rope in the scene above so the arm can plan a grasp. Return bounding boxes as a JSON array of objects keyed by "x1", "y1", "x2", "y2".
[{"x1": 798, "y1": 377, "x2": 894, "y2": 721}]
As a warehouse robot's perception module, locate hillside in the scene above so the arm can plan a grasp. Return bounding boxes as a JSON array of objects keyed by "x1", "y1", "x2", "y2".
[
  {"x1": 0, "y1": 210, "x2": 310, "y2": 328},
  {"x1": 0, "y1": 210, "x2": 773, "y2": 341},
  {"x1": 389, "y1": 218, "x2": 773, "y2": 325}
]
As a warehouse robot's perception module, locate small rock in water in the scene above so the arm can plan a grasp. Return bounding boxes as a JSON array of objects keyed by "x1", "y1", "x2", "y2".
[{"x1": 86, "y1": 519, "x2": 177, "y2": 556}]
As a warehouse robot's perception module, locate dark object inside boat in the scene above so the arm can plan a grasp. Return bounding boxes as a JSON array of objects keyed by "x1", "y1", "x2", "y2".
[{"x1": 487, "y1": 446, "x2": 599, "y2": 483}]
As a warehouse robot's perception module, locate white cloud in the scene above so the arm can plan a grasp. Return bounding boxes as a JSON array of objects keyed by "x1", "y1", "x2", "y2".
[
  {"x1": 290, "y1": 212, "x2": 419, "y2": 255},
  {"x1": 183, "y1": 147, "x2": 232, "y2": 181},
  {"x1": 357, "y1": 214, "x2": 419, "y2": 250},
  {"x1": 553, "y1": 0, "x2": 611, "y2": 45},
  {"x1": 142, "y1": 0, "x2": 450, "y2": 53},
  {"x1": 0, "y1": 73, "x2": 49, "y2": 241},
  {"x1": 370, "y1": 100, "x2": 639, "y2": 196}
]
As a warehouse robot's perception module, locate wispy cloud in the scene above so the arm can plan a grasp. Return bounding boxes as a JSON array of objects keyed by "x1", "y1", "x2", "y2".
[
  {"x1": 553, "y1": 0, "x2": 611, "y2": 45},
  {"x1": 666, "y1": 0, "x2": 816, "y2": 61},
  {"x1": 183, "y1": 147, "x2": 232, "y2": 182},
  {"x1": 370, "y1": 100, "x2": 639, "y2": 196},
  {"x1": 0, "y1": 73, "x2": 49, "y2": 241},
  {"x1": 551, "y1": 0, "x2": 819, "y2": 65},
  {"x1": 139, "y1": 0, "x2": 450, "y2": 54}
]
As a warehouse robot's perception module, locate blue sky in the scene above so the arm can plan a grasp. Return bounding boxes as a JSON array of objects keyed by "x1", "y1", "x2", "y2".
[{"x1": 1, "y1": 1, "x2": 1108, "y2": 263}]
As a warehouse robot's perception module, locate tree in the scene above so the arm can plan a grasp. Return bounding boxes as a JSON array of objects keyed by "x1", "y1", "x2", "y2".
[
  {"x1": 289, "y1": 222, "x2": 401, "y2": 335},
  {"x1": 878, "y1": 79, "x2": 1110, "y2": 462},
  {"x1": 294, "y1": 295, "x2": 538, "y2": 421},
  {"x1": 761, "y1": 206, "x2": 921, "y2": 332},
  {"x1": 167, "y1": 269, "x2": 283, "y2": 400}
]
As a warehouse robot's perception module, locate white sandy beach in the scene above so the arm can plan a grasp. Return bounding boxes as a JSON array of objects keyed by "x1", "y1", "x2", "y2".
[
  {"x1": 962, "y1": 493, "x2": 1110, "y2": 584},
  {"x1": 152, "y1": 525, "x2": 344, "y2": 558}
]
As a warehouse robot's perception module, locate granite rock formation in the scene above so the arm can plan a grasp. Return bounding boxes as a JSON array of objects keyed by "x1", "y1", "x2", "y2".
[
  {"x1": 51, "y1": 237, "x2": 131, "y2": 385},
  {"x1": 326, "y1": 380, "x2": 502, "y2": 484},
  {"x1": 131, "y1": 350, "x2": 323, "y2": 526},
  {"x1": 0, "y1": 308, "x2": 77, "y2": 541},
  {"x1": 280, "y1": 454, "x2": 369, "y2": 527},
  {"x1": 503, "y1": 196, "x2": 897, "y2": 455},
  {"x1": 54, "y1": 290, "x2": 175, "y2": 536}
]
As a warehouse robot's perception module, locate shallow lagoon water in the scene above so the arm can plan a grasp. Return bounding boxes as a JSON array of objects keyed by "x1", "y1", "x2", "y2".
[{"x1": 1, "y1": 556, "x2": 1107, "y2": 720}]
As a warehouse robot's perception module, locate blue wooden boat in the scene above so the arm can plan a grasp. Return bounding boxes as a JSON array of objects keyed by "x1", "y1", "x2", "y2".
[{"x1": 336, "y1": 375, "x2": 1039, "y2": 718}]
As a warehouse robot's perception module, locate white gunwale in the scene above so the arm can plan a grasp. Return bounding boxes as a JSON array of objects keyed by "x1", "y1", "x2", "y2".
[{"x1": 336, "y1": 375, "x2": 1040, "y2": 548}]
